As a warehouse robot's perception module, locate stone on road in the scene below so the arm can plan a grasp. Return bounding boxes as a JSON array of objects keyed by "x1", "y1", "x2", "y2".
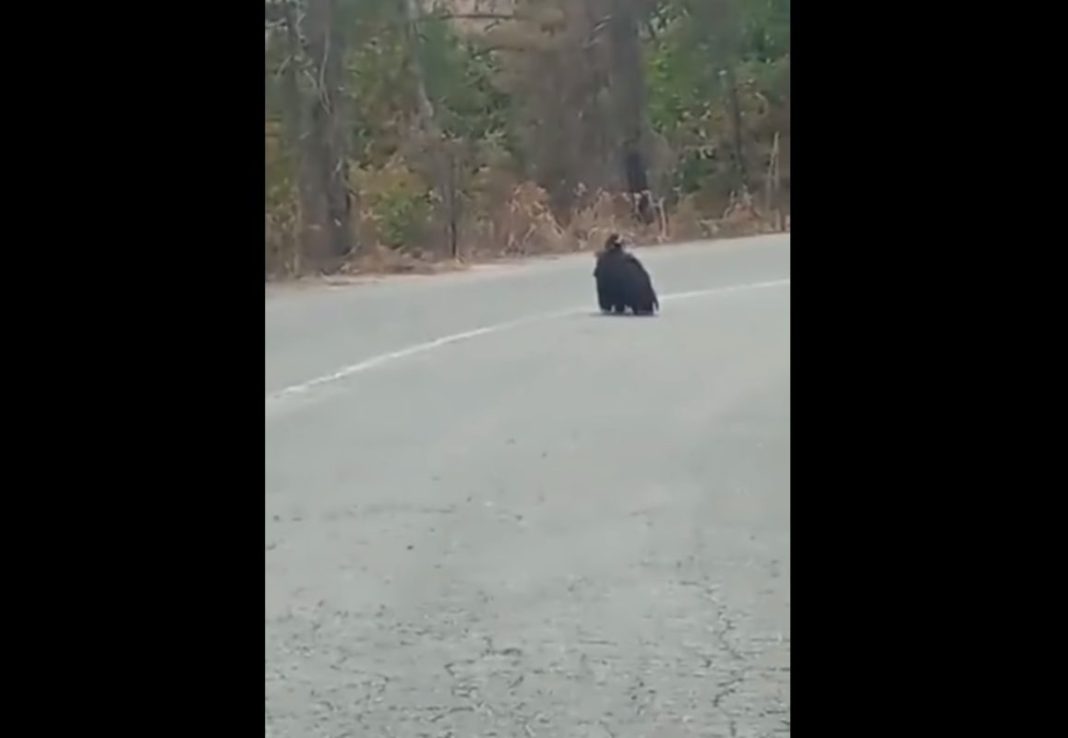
[{"x1": 266, "y1": 235, "x2": 790, "y2": 737}]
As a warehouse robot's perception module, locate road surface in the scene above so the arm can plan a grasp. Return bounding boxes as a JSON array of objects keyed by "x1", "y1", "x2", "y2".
[{"x1": 265, "y1": 235, "x2": 790, "y2": 737}]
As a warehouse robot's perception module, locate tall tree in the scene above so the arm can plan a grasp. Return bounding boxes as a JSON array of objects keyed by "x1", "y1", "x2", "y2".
[
  {"x1": 403, "y1": 0, "x2": 460, "y2": 257},
  {"x1": 301, "y1": 0, "x2": 353, "y2": 267},
  {"x1": 609, "y1": 0, "x2": 655, "y2": 221}
]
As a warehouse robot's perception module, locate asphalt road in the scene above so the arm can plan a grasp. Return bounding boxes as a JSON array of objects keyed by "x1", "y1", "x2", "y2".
[{"x1": 265, "y1": 234, "x2": 790, "y2": 737}]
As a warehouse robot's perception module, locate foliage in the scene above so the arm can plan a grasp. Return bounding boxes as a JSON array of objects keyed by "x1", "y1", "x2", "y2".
[
  {"x1": 418, "y1": 15, "x2": 513, "y2": 143},
  {"x1": 352, "y1": 158, "x2": 433, "y2": 250},
  {"x1": 644, "y1": 0, "x2": 790, "y2": 200}
]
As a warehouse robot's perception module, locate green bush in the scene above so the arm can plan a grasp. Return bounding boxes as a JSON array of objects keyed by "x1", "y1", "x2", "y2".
[{"x1": 354, "y1": 159, "x2": 433, "y2": 250}]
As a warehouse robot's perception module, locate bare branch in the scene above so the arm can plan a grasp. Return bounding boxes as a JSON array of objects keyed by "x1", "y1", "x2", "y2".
[
  {"x1": 583, "y1": 15, "x2": 613, "y2": 50},
  {"x1": 426, "y1": 13, "x2": 516, "y2": 22}
]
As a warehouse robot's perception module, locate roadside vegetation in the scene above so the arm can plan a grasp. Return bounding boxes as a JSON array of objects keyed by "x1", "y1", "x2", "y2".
[{"x1": 265, "y1": 0, "x2": 790, "y2": 279}]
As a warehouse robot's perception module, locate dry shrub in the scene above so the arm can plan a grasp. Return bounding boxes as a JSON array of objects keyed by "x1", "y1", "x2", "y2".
[
  {"x1": 668, "y1": 193, "x2": 708, "y2": 242},
  {"x1": 503, "y1": 182, "x2": 573, "y2": 254},
  {"x1": 714, "y1": 188, "x2": 781, "y2": 238},
  {"x1": 291, "y1": 164, "x2": 786, "y2": 281},
  {"x1": 567, "y1": 189, "x2": 671, "y2": 249},
  {"x1": 567, "y1": 190, "x2": 634, "y2": 249},
  {"x1": 340, "y1": 242, "x2": 466, "y2": 276},
  {"x1": 461, "y1": 184, "x2": 684, "y2": 261},
  {"x1": 664, "y1": 189, "x2": 784, "y2": 242},
  {"x1": 462, "y1": 180, "x2": 575, "y2": 258},
  {"x1": 265, "y1": 119, "x2": 302, "y2": 278},
  {"x1": 265, "y1": 199, "x2": 301, "y2": 278},
  {"x1": 350, "y1": 157, "x2": 434, "y2": 253}
]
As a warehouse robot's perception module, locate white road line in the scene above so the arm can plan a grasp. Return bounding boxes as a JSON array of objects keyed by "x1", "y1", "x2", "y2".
[{"x1": 266, "y1": 277, "x2": 789, "y2": 408}]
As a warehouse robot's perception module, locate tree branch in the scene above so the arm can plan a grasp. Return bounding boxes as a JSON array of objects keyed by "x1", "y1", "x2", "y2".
[{"x1": 426, "y1": 13, "x2": 516, "y2": 22}]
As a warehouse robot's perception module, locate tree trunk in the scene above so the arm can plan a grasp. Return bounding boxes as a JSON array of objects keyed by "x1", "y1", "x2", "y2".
[
  {"x1": 723, "y1": 64, "x2": 749, "y2": 194},
  {"x1": 403, "y1": 0, "x2": 459, "y2": 257},
  {"x1": 278, "y1": 2, "x2": 304, "y2": 156},
  {"x1": 609, "y1": 0, "x2": 654, "y2": 223},
  {"x1": 403, "y1": 0, "x2": 438, "y2": 131},
  {"x1": 277, "y1": 1, "x2": 308, "y2": 275},
  {"x1": 301, "y1": 0, "x2": 352, "y2": 269}
]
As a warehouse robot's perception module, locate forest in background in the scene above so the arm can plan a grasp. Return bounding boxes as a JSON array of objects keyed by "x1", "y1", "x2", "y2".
[{"x1": 265, "y1": 0, "x2": 789, "y2": 278}]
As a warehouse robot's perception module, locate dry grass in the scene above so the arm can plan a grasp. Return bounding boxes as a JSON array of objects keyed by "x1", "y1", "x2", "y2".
[
  {"x1": 266, "y1": 178, "x2": 787, "y2": 280},
  {"x1": 567, "y1": 190, "x2": 643, "y2": 249},
  {"x1": 462, "y1": 181, "x2": 576, "y2": 258},
  {"x1": 340, "y1": 243, "x2": 468, "y2": 276}
]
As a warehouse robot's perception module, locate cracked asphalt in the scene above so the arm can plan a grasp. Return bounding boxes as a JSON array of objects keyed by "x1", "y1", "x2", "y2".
[{"x1": 266, "y1": 235, "x2": 790, "y2": 737}]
